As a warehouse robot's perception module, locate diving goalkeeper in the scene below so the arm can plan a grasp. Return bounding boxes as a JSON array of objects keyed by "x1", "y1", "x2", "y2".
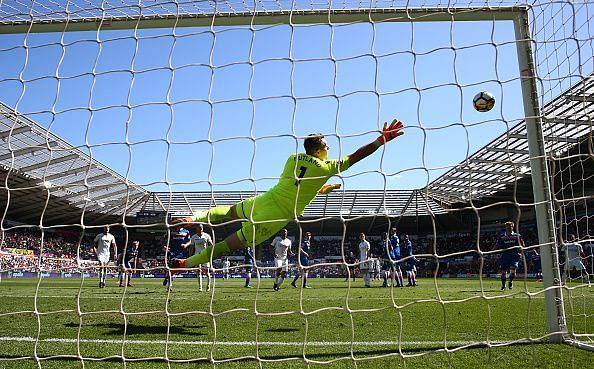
[{"x1": 171, "y1": 120, "x2": 404, "y2": 269}]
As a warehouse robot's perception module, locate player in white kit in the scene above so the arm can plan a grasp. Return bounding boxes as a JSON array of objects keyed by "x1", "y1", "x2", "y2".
[
  {"x1": 563, "y1": 234, "x2": 587, "y2": 281},
  {"x1": 272, "y1": 228, "x2": 293, "y2": 291},
  {"x1": 183, "y1": 224, "x2": 213, "y2": 292},
  {"x1": 359, "y1": 233, "x2": 371, "y2": 287},
  {"x1": 222, "y1": 258, "x2": 231, "y2": 279},
  {"x1": 93, "y1": 225, "x2": 118, "y2": 288}
]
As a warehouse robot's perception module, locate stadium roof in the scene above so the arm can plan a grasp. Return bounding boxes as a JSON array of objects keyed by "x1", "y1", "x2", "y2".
[
  {"x1": 426, "y1": 74, "x2": 594, "y2": 206},
  {"x1": 135, "y1": 189, "x2": 447, "y2": 219},
  {"x1": 0, "y1": 101, "x2": 149, "y2": 225}
]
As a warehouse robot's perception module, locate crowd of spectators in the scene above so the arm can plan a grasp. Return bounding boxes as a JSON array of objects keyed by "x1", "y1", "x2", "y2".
[{"x1": 1, "y1": 224, "x2": 591, "y2": 278}]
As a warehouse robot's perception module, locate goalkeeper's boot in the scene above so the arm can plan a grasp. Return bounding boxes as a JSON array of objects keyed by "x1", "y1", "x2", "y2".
[
  {"x1": 508, "y1": 281, "x2": 513, "y2": 290},
  {"x1": 171, "y1": 258, "x2": 186, "y2": 268},
  {"x1": 170, "y1": 259, "x2": 187, "y2": 276},
  {"x1": 500, "y1": 284, "x2": 505, "y2": 291}
]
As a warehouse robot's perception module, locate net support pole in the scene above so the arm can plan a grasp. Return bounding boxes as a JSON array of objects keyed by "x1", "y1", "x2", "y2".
[{"x1": 513, "y1": 11, "x2": 567, "y2": 343}]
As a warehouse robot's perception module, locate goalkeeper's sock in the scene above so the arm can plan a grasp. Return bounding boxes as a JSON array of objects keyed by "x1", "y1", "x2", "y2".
[
  {"x1": 186, "y1": 240, "x2": 231, "y2": 268},
  {"x1": 194, "y1": 206, "x2": 231, "y2": 223}
]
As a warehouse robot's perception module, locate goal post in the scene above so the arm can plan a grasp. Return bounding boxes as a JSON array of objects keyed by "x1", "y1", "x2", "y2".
[{"x1": 513, "y1": 10, "x2": 567, "y2": 344}]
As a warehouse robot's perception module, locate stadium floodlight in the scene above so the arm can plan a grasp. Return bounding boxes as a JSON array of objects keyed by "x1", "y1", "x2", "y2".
[{"x1": 0, "y1": 0, "x2": 592, "y2": 367}]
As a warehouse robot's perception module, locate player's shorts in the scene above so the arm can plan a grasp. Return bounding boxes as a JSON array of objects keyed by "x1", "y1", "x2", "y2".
[
  {"x1": 383, "y1": 259, "x2": 397, "y2": 270},
  {"x1": 403, "y1": 257, "x2": 416, "y2": 271},
  {"x1": 359, "y1": 260, "x2": 370, "y2": 270},
  {"x1": 299, "y1": 257, "x2": 309, "y2": 268},
  {"x1": 122, "y1": 260, "x2": 132, "y2": 270},
  {"x1": 235, "y1": 192, "x2": 291, "y2": 248},
  {"x1": 245, "y1": 264, "x2": 254, "y2": 273},
  {"x1": 275, "y1": 257, "x2": 289, "y2": 271},
  {"x1": 531, "y1": 258, "x2": 542, "y2": 273},
  {"x1": 499, "y1": 255, "x2": 520, "y2": 271},
  {"x1": 566, "y1": 258, "x2": 586, "y2": 271},
  {"x1": 167, "y1": 250, "x2": 185, "y2": 267},
  {"x1": 97, "y1": 252, "x2": 110, "y2": 265}
]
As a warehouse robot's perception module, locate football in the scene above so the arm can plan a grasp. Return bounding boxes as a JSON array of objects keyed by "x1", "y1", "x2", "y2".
[{"x1": 473, "y1": 91, "x2": 495, "y2": 112}]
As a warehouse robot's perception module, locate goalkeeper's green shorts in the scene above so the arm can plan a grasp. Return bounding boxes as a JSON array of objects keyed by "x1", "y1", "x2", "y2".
[{"x1": 235, "y1": 192, "x2": 293, "y2": 247}]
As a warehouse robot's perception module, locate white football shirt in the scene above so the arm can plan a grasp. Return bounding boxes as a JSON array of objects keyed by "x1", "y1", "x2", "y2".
[
  {"x1": 565, "y1": 242, "x2": 583, "y2": 262},
  {"x1": 94, "y1": 233, "x2": 115, "y2": 255},
  {"x1": 271, "y1": 236, "x2": 292, "y2": 259},
  {"x1": 191, "y1": 232, "x2": 213, "y2": 255},
  {"x1": 359, "y1": 240, "x2": 370, "y2": 262}
]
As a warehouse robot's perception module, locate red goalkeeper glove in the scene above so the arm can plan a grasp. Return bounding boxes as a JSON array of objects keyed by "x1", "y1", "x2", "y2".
[{"x1": 376, "y1": 119, "x2": 404, "y2": 145}]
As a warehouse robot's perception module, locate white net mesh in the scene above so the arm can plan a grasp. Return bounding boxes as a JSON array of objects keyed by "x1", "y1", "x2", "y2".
[{"x1": 0, "y1": 0, "x2": 593, "y2": 367}]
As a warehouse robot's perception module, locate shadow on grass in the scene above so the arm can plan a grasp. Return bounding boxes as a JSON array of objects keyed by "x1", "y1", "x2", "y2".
[
  {"x1": 63, "y1": 322, "x2": 207, "y2": 336},
  {"x1": 0, "y1": 341, "x2": 553, "y2": 363},
  {"x1": 264, "y1": 327, "x2": 300, "y2": 333}
]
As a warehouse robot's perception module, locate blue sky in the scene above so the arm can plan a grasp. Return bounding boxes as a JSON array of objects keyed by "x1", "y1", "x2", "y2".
[{"x1": 0, "y1": 19, "x2": 526, "y2": 192}]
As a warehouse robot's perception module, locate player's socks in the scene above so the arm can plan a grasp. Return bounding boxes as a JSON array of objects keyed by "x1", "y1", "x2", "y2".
[
  {"x1": 278, "y1": 275, "x2": 285, "y2": 287},
  {"x1": 186, "y1": 240, "x2": 230, "y2": 267},
  {"x1": 501, "y1": 273, "x2": 507, "y2": 290},
  {"x1": 193, "y1": 206, "x2": 231, "y2": 223}
]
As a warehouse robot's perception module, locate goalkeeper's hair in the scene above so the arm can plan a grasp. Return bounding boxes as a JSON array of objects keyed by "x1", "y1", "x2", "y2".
[{"x1": 304, "y1": 133, "x2": 325, "y2": 155}]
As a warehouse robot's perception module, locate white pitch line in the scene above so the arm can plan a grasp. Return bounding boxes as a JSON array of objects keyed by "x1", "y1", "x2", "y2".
[
  {"x1": 0, "y1": 294, "x2": 554, "y2": 301},
  {"x1": 0, "y1": 336, "x2": 514, "y2": 347}
]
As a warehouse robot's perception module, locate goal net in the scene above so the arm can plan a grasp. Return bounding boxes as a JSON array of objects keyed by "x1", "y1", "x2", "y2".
[{"x1": 0, "y1": 0, "x2": 592, "y2": 367}]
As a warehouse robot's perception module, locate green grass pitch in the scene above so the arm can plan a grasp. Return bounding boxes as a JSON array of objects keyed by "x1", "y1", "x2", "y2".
[{"x1": 0, "y1": 276, "x2": 592, "y2": 368}]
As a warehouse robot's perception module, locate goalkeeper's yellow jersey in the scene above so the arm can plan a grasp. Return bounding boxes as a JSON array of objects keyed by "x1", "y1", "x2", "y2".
[{"x1": 268, "y1": 153, "x2": 350, "y2": 216}]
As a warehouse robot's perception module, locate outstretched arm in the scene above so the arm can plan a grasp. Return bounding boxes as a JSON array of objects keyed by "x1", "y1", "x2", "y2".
[{"x1": 348, "y1": 119, "x2": 404, "y2": 166}]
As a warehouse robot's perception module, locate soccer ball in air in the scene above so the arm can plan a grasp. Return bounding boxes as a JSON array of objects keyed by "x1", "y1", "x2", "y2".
[{"x1": 473, "y1": 91, "x2": 495, "y2": 112}]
